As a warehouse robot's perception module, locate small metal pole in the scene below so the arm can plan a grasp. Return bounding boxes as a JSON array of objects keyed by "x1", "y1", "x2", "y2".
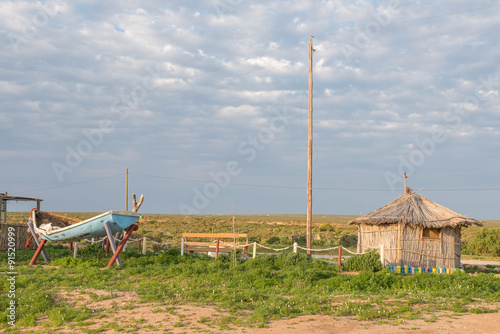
[
  {"x1": 253, "y1": 242, "x2": 257, "y2": 259},
  {"x1": 338, "y1": 245, "x2": 342, "y2": 267},
  {"x1": 70, "y1": 242, "x2": 73, "y2": 251},
  {"x1": 293, "y1": 242, "x2": 298, "y2": 253},
  {"x1": 181, "y1": 237, "x2": 184, "y2": 256},
  {"x1": 73, "y1": 242, "x2": 78, "y2": 258},
  {"x1": 142, "y1": 237, "x2": 147, "y2": 255},
  {"x1": 103, "y1": 221, "x2": 122, "y2": 266}
]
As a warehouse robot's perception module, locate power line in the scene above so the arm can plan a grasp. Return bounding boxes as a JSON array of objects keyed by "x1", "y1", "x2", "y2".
[
  {"x1": 11, "y1": 173, "x2": 123, "y2": 196},
  {"x1": 129, "y1": 172, "x2": 500, "y2": 192}
]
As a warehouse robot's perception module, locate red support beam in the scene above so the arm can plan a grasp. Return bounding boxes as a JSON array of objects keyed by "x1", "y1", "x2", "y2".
[
  {"x1": 215, "y1": 240, "x2": 220, "y2": 260},
  {"x1": 105, "y1": 237, "x2": 110, "y2": 255},
  {"x1": 106, "y1": 224, "x2": 138, "y2": 268},
  {"x1": 338, "y1": 245, "x2": 342, "y2": 268},
  {"x1": 29, "y1": 239, "x2": 47, "y2": 265}
]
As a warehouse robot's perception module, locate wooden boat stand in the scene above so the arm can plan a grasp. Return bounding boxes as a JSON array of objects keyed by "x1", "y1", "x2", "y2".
[{"x1": 28, "y1": 221, "x2": 139, "y2": 268}]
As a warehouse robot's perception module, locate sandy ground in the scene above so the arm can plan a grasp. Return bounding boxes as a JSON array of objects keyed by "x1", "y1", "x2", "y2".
[{"x1": 19, "y1": 289, "x2": 499, "y2": 334}]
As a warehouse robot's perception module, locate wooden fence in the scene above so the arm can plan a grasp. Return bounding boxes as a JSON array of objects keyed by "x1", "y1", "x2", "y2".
[{"x1": 0, "y1": 224, "x2": 38, "y2": 252}]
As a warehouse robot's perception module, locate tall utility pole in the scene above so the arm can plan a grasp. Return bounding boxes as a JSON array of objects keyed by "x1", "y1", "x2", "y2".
[
  {"x1": 125, "y1": 169, "x2": 129, "y2": 211},
  {"x1": 306, "y1": 35, "x2": 314, "y2": 257}
]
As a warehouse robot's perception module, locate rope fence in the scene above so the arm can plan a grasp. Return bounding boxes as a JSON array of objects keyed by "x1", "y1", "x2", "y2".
[{"x1": 71, "y1": 235, "x2": 366, "y2": 260}]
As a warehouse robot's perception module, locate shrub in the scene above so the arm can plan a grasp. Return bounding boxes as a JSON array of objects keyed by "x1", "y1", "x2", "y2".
[
  {"x1": 319, "y1": 223, "x2": 334, "y2": 231},
  {"x1": 79, "y1": 242, "x2": 105, "y2": 259},
  {"x1": 339, "y1": 234, "x2": 358, "y2": 247},
  {"x1": 291, "y1": 234, "x2": 307, "y2": 246},
  {"x1": 342, "y1": 251, "x2": 383, "y2": 272},
  {"x1": 266, "y1": 236, "x2": 280, "y2": 244},
  {"x1": 462, "y1": 228, "x2": 500, "y2": 256}
]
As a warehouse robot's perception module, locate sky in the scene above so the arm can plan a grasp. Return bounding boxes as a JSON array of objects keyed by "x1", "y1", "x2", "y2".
[{"x1": 1, "y1": 0, "x2": 499, "y2": 219}]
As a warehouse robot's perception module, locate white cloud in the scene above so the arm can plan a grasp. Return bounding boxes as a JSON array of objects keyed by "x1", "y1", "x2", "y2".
[{"x1": 0, "y1": 0, "x2": 499, "y2": 218}]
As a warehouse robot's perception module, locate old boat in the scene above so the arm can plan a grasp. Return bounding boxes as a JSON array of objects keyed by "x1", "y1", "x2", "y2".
[{"x1": 31, "y1": 209, "x2": 141, "y2": 242}]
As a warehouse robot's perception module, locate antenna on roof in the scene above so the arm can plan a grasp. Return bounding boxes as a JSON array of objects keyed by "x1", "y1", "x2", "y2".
[{"x1": 404, "y1": 171, "x2": 407, "y2": 194}]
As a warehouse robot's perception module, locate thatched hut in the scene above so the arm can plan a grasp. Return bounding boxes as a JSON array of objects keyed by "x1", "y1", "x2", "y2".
[{"x1": 348, "y1": 187, "x2": 482, "y2": 269}]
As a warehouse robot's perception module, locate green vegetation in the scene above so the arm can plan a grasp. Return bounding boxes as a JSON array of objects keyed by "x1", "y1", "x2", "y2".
[
  {"x1": 462, "y1": 228, "x2": 500, "y2": 257},
  {"x1": 341, "y1": 251, "x2": 384, "y2": 272},
  {"x1": 1, "y1": 246, "x2": 500, "y2": 332},
  {"x1": 1, "y1": 213, "x2": 499, "y2": 332}
]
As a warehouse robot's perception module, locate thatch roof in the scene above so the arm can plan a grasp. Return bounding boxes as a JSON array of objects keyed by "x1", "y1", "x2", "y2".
[{"x1": 349, "y1": 188, "x2": 483, "y2": 228}]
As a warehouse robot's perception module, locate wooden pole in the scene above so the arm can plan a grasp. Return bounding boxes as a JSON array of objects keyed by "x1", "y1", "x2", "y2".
[
  {"x1": 397, "y1": 222, "x2": 402, "y2": 266},
  {"x1": 253, "y1": 242, "x2": 257, "y2": 259},
  {"x1": 404, "y1": 170, "x2": 407, "y2": 193},
  {"x1": 215, "y1": 240, "x2": 220, "y2": 260},
  {"x1": 3, "y1": 192, "x2": 7, "y2": 225},
  {"x1": 125, "y1": 169, "x2": 129, "y2": 211},
  {"x1": 73, "y1": 242, "x2": 78, "y2": 258},
  {"x1": 379, "y1": 243, "x2": 385, "y2": 267},
  {"x1": 306, "y1": 35, "x2": 314, "y2": 257},
  {"x1": 103, "y1": 221, "x2": 122, "y2": 266},
  {"x1": 142, "y1": 236, "x2": 147, "y2": 255}
]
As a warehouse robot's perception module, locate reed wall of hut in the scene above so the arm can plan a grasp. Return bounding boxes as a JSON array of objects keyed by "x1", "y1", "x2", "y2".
[
  {"x1": 0, "y1": 224, "x2": 38, "y2": 252},
  {"x1": 357, "y1": 224, "x2": 461, "y2": 268}
]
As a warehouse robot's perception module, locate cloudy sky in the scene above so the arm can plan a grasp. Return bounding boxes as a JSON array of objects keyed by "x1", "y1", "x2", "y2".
[{"x1": 1, "y1": 0, "x2": 499, "y2": 219}]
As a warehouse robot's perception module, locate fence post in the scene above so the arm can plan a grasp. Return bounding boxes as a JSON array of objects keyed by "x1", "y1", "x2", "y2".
[
  {"x1": 253, "y1": 242, "x2": 257, "y2": 259},
  {"x1": 215, "y1": 240, "x2": 220, "y2": 260},
  {"x1": 379, "y1": 243, "x2": 385, "y2": 267},
  {"x1": 181, "y1": 237, "x2": 184, "y2": 256},
  {"x1": 338, "y1": 245, "x2": 342, "y2": 267},
  {"x1": 142, "y1": 237, "x2": 147, "y2": 255},
  {"x1": 91, "y1": 238, "x2": 95, "y2": 245},
  {"x1": 73, "y1": 242, "x2": 78, "y2": 258},
  {"x1": 293, "y1": 242, "x2": 297, "y2": 253}
]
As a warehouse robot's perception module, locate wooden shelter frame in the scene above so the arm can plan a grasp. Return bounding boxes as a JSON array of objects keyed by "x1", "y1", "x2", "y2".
[{"x1": 0, "y1": 192, "x2": 43, "y2": 225}]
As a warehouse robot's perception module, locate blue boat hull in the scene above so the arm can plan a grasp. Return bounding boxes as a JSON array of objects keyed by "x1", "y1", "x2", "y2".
[{"x1": 37, "y1": 211, "x2": 141, "y2": 242}]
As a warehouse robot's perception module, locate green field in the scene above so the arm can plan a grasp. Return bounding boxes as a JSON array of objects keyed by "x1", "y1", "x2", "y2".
[{"x1": 1, "y1": 213, "x2": 499, "y2": 332}]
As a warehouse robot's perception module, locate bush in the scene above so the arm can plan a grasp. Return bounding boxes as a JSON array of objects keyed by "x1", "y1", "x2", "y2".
[
  {"x1": 266, "y1": 236, "x2": 280, "y2": 244},
  {"x1": 462, "y1": 228, "x2": 500, "y2": 256},
  {"x1": 291, "y1": 235, "x2": 307, "y2": 246},
  {"x1": 339, "y1": 234, "x2": 358, "y2": 247},
  {"x1": 319, "y1": 223, "x2": 334, "y2": 231},
  {"x1": 79, "y1": 242, "x2": 105, "y2": 259},
  {"x1": 342, "y1": 251, "x2": 383, "y2": 272}
]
